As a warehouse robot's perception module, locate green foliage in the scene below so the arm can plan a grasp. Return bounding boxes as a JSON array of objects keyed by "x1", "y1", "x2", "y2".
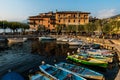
[
  {"x1": 67, "y1": 25, "x2": 76, "y2": 32},
  {"x1": 55, "y1": 24, "x2": 62, "y2": 32},
  {"x1": 0, "y1": 20, "x2": 29, "y2": 33},
  {"x1": 78, "y1": 25, "x2": 85, "y2": 32}
]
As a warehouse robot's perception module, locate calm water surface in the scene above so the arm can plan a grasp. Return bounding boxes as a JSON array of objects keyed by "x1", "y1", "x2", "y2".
[{"x1": 0, "y1": 39, "x2": 119, "y2": 80}]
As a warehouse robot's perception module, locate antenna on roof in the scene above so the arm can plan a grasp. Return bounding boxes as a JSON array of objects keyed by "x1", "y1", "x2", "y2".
[{"x1": 56, "y1": 9, "x2": 58, "y2": 12}]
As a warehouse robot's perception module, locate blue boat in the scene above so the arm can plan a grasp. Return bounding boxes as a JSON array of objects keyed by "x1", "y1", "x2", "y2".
[
  {"x1": 55, "y1": 62, "x2": 105, "y2": 80},
  {"x1": 1, "y1": 72, "x2": 24, "y2": 80},
  {"x1": 39, "y1": 64, "x2": 86, "y2": 80},
  {"x1": 28, "y1": 71, "x2": 52, "y2": 80}
]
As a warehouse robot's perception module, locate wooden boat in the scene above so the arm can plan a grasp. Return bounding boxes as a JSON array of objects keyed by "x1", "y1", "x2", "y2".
[
  {"x1": 55, "y1": 62, "x2": 105, "y2": 80},
  {"x1": 90, "y1": 55, "x2": 113, "y2": 63},
  {"x1": 39, "y1": 36, "x2": 56, "y2": 41},
  {"x1": 8, "y1": 38, "x2": 27, "y2": 43},
  {"x1": 67, "y1": 55, "x2": 108, "y2": 68},
  {"x1": 39, "y1": 64, "x2": 86, "y2": 80},
  {"x1": 28, "y1": 71, "x2": 53, "y2": 80},
  {"x1": 86, "y1": 49, "x2": 114, "y2": 57},
  {"x1": 78, "y1": 53, "x2": 113, "y2": 63}
]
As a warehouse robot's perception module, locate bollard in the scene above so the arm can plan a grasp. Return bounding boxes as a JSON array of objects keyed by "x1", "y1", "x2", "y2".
[
  {"x1": 67, "y1": 52, "x2": 70, "y2": 56},
  {"x1": 41, "y1": 61, "x2": 45, "y2": 65}
]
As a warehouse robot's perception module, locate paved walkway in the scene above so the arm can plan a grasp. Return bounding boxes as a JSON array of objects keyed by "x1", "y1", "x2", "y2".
[{"x1": 111, "y1": 40, "x2": 120, "y2": 80}]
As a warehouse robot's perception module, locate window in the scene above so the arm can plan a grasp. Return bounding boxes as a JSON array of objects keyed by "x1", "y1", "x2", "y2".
[
  {"x1": 59, "y1": 20, "x2": 61, "y2": 23},
  {"x1": 48, "y1": 25, "x2": 50, "y2": 27},
  {"x1": 68, "y1": 19, "x2": 70, "y2": 22},
  {"x1": 74, "y1": 14, "x2": 76, "y2": 17},
  {"x1": 58, "y1": 14, "x2": 60, "y2": 17},
  {"x1": 73, "y1": 20, "x2": 75, "y2": 22},
  {"x1": 84, "y1": 19, "x2": 86, "y2": 23},
  {"x1": 33, "y1": 21, "x2": 35, "y2": 27}
]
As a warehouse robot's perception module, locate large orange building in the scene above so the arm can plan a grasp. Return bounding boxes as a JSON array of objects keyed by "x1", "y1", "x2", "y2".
[{"x1": 28, "y1": 11, "x2": 90, "y2": 31}]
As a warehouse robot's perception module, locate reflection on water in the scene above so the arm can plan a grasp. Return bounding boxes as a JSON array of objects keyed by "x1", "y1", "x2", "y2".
[
  {"x1": 31, "y1": 40, "x2": 77, "y2": 62},
  {"x1": 0, "y1": 39, "x2": 119, "y2": 80}
]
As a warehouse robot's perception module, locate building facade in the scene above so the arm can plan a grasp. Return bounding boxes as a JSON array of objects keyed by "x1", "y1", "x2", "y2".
[
  {"x1": 28, "y1": 11, "x2": 90, "y2": 31},
  {"x1": 28, "y1": 12, "x2": 56, "y2": 31}
]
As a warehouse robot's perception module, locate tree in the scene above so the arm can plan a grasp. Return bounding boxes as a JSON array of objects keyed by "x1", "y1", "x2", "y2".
[
  {"x1": 84, "y1": 22, "x2": 96, "y2": 36},
  {"x1": 21, "y1": 23, "x2": 29, "y2": 34},
  {"x1": 55, "y1": 24, "x2": 62, "y2": 34},
  {"x1": 102, "y1": 22, "x2": 112, "y2": 35}
]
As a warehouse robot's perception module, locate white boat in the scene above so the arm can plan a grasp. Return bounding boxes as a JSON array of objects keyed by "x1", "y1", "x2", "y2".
[
  {"x1": 39, "y1": 36, "x2": 56, "y2": 41},
  {"x1": 68, "y1": 39, "x2": 83, "y2": 46},
  {"x1": 57, "y1": 36, "x2": 70, "y2": 42},
  {"x1": 8, "y1": 38, "x2": 27, "y2": 43},
  {"x1": 87, "y1": 49, "x2": 114, "y2": 57}
]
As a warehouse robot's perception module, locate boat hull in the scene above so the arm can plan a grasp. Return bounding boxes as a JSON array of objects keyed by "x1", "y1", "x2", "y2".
[
  {"x1": 55, "y1": 62, "x2": 104, "y2": 80},
  {"x1": 39, "y1": 37, "x2": 56, "y2": 41},
  {"x1": 67, "y1": 55, "x2": 108, "y2": 68},
  {"x1": 29, "y1": 71, "x2": 51, "y2": 80},
  {"x1": 39, "y1": 64, "x2": 86, "y2": 80}
]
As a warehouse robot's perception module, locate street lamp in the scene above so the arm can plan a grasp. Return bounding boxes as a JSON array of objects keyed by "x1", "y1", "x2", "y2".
[{"x1": 3, "y1": 20, "x2": 5, "y2": 35}]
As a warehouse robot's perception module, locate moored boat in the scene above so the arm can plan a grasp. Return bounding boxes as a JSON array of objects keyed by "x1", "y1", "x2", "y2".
[
  {"x1": 28, "y1": 71, "x2": 53, "y2": 80},
  {"x1": 78, "y1": 53, "x2": 113, "y2": 63},
  {"x1": 68, "y1": 39, "x2": 83, "y2": 46},
  {"x1": 57, "y1": 36, "x2": 70, "y2": 42},
  {"x1": 67, "y1": 55, "x2": 108, "y2": 68},
  {"x1": 0, "y1": 36, "x2": 8, "y2": 42},
  {"x1": 80, "y1": 43, "x2": 100, "y2": 49},
  {"x1": 39, "y1": 36, "x2": 56, "y2": 41},
  {"x1": 8, "y1": 38, "x2": 27, "y2": 43},
  {"x1": 86, "y1": 49, "x2": 114, "y2": 57},
  {"x1": 55, "y1": 62, "x2": 105, "y2": 80},
  {"x1": 0, "y1": 36, "x2": 8, "y2": 49},
  {"x1": 1, "y1": 71, "x2": 24, "y2": 80},
  {"x1": 39, "y1": 64, "x2": 86, "y2": 80}
]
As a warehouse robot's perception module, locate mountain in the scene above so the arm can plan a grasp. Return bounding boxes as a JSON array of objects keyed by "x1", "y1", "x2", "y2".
[{"x1": 110, "y1": 14, "x2": 120, "y2": 19}]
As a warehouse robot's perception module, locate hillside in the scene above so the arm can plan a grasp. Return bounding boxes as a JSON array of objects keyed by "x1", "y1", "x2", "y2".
[{"x1": 110, "y1": 14, "x2": 120, "y2": 19}]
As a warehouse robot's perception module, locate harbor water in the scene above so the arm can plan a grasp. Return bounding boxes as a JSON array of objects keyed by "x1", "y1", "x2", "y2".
[{"x1": 0, "y1": 39, "x2": 119, "y2": 80}]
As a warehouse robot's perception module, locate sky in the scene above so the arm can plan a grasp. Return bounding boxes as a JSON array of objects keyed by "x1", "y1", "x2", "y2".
[{"x1": 0, "y1": 0, "x2": 120, "y2": 22}]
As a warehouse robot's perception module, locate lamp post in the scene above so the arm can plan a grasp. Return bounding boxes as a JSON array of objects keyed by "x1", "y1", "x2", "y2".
[{"x1": 3, "y1": 20, "x2": 5, "y2": 35}]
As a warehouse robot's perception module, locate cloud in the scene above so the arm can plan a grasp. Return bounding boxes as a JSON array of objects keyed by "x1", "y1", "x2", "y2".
[{"x1": 97, "y1": 9, "x2": 116, "y2": 19}]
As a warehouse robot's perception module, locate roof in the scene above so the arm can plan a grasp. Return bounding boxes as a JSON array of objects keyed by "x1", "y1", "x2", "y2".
[{"x1": 56, "y1": 11, "x2": 90, "y2": 14}]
